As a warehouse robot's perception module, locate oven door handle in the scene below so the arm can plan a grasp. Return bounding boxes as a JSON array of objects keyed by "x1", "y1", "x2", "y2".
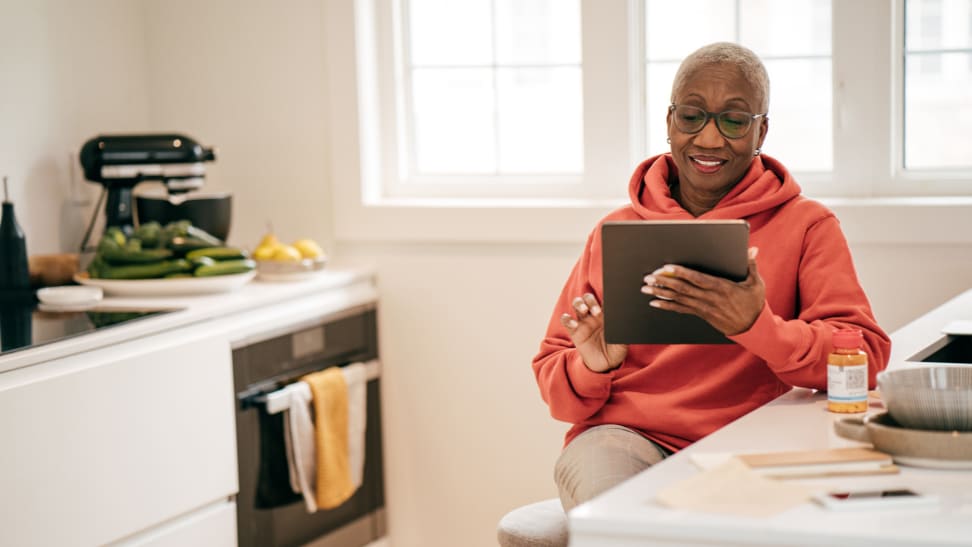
[{"x1": 236, "y1": 360, "x2": 381, "y2": 411}]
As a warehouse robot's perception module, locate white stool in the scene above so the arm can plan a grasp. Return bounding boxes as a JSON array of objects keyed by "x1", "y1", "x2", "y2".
[{"x1": 496, "y1": 498, "x2": 568, "y2": 547}]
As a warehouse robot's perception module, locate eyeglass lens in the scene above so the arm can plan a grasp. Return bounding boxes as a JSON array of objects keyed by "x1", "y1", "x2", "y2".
[{"x1": 671, "y1": 105, "x2": 755, "y2": 139}]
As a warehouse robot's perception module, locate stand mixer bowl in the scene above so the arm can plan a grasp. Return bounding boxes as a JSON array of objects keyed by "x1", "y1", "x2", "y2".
[{"x1": 135, "y1": 192, "x2": 232, "y2": 241}]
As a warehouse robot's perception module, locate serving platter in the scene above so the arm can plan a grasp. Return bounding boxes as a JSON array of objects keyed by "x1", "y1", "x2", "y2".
[
  {"x1": 834, "y1": 412, "x2": 972, "y2": 470},
  {"x1": 74, "y1": 271, "x2": 255, "y2": 296}
]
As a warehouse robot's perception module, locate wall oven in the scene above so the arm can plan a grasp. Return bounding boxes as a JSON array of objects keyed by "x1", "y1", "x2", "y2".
[{"x1": 232, "y1": 305, "x2": 384, "y2": 547}]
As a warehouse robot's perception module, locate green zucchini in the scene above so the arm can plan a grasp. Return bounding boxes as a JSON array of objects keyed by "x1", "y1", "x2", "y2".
[
  {"x1": 185, "y1": 246, "x2": 249, "y2": 262},
  {"x1": 100, "y1": 246, "x2": 173, "y2": 265},
  {"x1": 193, "y1": 258, "x2": 256, "y2": 277},
  {"x1": 96, "y1": 259, "x2": 193, "y2": 280}
]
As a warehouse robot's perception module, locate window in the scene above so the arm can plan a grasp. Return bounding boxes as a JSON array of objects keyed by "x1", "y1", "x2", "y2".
[{"x1": 330, "y1": 0, "x2": 972, "y2": 242}]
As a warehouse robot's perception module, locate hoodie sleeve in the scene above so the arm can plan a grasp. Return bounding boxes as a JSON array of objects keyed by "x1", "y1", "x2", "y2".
[
  {"x1": 729, "y1": 215, "x2": 891, "y2": 390},
  {"x1": 531, "y1": 227, "x2": 615, "y2": 423}
]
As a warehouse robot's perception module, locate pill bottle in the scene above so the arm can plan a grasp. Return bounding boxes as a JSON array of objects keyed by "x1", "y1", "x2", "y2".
[{"x1": 827, "y1": 328, "x2": 868, "y2": 413}]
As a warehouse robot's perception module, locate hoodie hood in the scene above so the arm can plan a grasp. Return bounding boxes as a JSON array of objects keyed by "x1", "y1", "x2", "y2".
[{"x1": 627, "y1": 153, "x2": 801, "y2": 220}]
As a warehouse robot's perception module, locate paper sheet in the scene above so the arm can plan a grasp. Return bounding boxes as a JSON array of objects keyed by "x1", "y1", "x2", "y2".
[{"x1": 656, "y1": 458, "x2": 814, "y2": 518}]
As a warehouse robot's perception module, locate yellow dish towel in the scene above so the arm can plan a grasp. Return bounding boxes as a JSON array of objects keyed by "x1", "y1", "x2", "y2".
[{"x1": 301, "y1": 366, "x2": 355, "y2": 510}]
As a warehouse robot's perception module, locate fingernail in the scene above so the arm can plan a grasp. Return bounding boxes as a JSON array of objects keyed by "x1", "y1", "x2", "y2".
[
  {"x1": 590, "y1": 305, "x2": 601, "y2": 316},
  {"x1": 577, "y1": 303, "x2": 589, "y2": 313},
  {"x1": 649, "y1": 300, "x2": 662, "y2": 308},
  {"x1": 568, "y1": 319, "x2": 578, "y2": 328},
  {"x1": 643, "y1": 275, "x2": 656, "y2": 285},
  {"x1": 641, "y1": 285, "x2": 654, "y2": 294},
  {"x1": 662, "y1": 265, "x2": 676, "y2": 275}
]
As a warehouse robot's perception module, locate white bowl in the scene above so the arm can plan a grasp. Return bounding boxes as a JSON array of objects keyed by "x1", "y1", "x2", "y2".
[{"x1": 877, "y1": 366, "x2": 972, "y2": 432}]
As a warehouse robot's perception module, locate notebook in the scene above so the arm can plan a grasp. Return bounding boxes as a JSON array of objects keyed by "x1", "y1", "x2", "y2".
[
  {"x1": 600, "y1": 220, "x2": 749, "y2": 344},
  {"x1": 691, "y1": 447, "x2": 898, "y2": 479}
]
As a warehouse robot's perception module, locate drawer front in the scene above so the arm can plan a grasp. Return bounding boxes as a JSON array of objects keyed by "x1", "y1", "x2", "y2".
[{"x1": 0, "y1": 332, "x2": 238, "y2": 547}]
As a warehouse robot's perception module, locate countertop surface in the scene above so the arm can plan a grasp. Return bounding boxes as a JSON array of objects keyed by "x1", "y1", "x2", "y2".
[
  {"x1": 0, "y1": 267, "x2": 376, "y2": 375},
  {"x1": 569, "y1": 287, "x2": 972, "y2": 547}
]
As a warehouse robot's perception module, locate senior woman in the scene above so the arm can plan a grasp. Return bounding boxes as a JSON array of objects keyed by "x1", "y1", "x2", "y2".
[{"x1": 532, "y1": 42, "x2": 891, "y2": 511}]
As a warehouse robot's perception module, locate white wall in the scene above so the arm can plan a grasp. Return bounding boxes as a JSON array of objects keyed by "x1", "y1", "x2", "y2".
[
  {"x1": 5, "y1": 2, "x2": 972, "y2": 547},
  {"x1": 0, "y1": 0, "x2": 151, "y2": 254}
]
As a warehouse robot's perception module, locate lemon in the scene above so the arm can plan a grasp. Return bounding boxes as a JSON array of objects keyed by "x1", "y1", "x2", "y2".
[
  {"x1": 253, "y1": 244, "x2": 279, "y2": 261},
  {"x1": 292, "y1": 238, "x2": 325, "y2": 260},
  {"x1": 271, "y1": 244, "x2": 303, "y2": 262}
]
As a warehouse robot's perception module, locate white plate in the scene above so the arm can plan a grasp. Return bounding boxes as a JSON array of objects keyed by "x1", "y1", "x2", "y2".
[
  {"x1": 36, "y1": 286, "x2": 103, "y2": 307},
  {"x1": 74, "y1": 271, "x2": 255, "y2": 296}
]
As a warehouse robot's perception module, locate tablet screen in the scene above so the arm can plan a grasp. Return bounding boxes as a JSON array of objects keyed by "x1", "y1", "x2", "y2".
[{"x1": 600, "y1": 220, "x2": 749, "y2": 344}]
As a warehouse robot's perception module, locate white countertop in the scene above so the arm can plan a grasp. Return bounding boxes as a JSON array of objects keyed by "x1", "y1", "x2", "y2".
[
  {"x1": 0, "y1": 268, "x2": 376, "y2": 375},
  {"x1": 569, "y1": 287, "x2": 972, "y2": 547}
]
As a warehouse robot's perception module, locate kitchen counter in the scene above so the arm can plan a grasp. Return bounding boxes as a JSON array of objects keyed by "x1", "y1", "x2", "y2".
[
  {"x1": 0, "y1": 268, "x2": 377, "y2": 375},
  {"x1": 568, "y1": 288, "x2": 972, "y2": 547},
  {"x1": 0, "y1": 268, "x2": 378, "y2": 547}
]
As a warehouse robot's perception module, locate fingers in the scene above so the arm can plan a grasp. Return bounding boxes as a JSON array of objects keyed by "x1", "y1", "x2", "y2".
[
  {"x1": 561, "y1": 293, "x2": 602, "y2": 332},
  {"x1": 746, "y1": 246, "x2": 762, "y2": 285}
]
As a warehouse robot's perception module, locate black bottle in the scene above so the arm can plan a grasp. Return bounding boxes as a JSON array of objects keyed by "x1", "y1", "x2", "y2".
[{"x1": 0, "y1": 176, "x2": 30, "y2": 291}]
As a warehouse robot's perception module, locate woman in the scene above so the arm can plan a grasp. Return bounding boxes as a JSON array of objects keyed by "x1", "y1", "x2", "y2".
[{"x1": 532, "y1": 42, "x2": 891, "y2": 511}]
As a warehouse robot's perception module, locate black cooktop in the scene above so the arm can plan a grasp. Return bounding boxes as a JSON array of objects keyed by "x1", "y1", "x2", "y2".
[{"x1": 0, "y1": 301, "x2": 179, "y2": 357}]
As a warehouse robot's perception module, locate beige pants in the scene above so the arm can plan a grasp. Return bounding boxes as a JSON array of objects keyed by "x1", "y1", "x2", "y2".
[{"x1": 554, "y1": 424, "x2": 670, "y2": 512}]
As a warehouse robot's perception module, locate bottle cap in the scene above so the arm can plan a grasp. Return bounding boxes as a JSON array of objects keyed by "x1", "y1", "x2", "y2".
[{"x1": 832, "y1": 328, "x2": 863, "y2": 350}]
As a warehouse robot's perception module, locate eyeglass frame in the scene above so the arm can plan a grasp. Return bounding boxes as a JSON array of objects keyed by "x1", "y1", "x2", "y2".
[{"x1": 668, "y1": 104, "x2": 768, "y2": 140}]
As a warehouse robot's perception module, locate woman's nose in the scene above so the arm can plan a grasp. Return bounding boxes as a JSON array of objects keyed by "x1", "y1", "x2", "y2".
[{"x1": 694, "y1": 116, "x2": 724, "y2": 147}]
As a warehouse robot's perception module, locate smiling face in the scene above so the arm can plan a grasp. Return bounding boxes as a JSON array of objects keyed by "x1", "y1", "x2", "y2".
[{"x1": 667, "y1": 62, "x2": 768, "y2": 204}]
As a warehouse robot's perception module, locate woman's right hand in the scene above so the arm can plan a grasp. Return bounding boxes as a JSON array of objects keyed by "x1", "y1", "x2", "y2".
[{"x1": 560, "y1": 292, "x2": 628, "y2": 373}]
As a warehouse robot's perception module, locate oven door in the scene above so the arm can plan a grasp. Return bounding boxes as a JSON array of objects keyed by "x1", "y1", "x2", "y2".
[{"x1": 232, "y1": 308, "x2": 384, "y2": 547}]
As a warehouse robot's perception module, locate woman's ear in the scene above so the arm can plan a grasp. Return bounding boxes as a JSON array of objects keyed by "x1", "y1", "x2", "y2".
[{"x1": 756, "y1": 116, "x2": 769, "y2": 151}]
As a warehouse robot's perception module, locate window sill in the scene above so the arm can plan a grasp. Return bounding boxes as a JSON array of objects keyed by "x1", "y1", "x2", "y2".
[{"x1": 332, "y1": 195, "x2": 972, "y2": 245}]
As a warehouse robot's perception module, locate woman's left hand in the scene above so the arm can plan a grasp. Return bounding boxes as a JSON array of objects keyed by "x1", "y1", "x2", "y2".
[{"x1": 640, "y1": 247, "x2": 765, "y2": 336}]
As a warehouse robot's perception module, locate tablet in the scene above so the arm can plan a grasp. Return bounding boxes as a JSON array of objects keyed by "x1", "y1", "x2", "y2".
[{"x1": 601, "y1": 220, "x2": 749, "y2": 344}]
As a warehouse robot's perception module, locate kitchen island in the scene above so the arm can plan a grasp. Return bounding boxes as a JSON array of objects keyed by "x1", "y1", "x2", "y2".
[
  {"x1": 568, "y1": 288, "x2": 972, "y2": 547},
  {"x1": 0, "y1": 269, "x2": 378, "y2": 547}
]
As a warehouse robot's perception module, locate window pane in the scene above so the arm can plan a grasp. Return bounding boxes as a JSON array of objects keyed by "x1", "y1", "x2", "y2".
[
  {"x1": 904, "y1": 0, "x2": 972, "y2": 169},
  {"x1": 403, "y1": 0, "x2": 581, "y2": 178},
  {"x1": 411, "y1": 68, "x2": 495, "y2": 173},
  {"x1": 740, "y1": 0, "x2": 831, "y2": 56},
  {"x1": 497, "y1": 68, "x2": 582, "y2": 173},
  {"x1": 494, "y1": 0, "x2": 580, "y2": 65},
  {"x1": 644, "y1": 0, "x2": 833, "y2": 172},
  {"x1": 762, "y1": 58, "x2": 832, "y2": 171},
  {"x1": 904, "y1": 52, "x2": 972, "y2": 169},
  {"x1": 646, "y1": 0, "x2": 735, "y2": 61},
  {"x1": 408, "y1": 0, "x2": 493, "y2": 66}
]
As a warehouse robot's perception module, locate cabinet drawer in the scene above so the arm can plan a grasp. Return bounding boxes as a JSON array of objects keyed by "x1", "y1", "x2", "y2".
[{"x1": 0, "y1": 332, "x2": 237, "y2": 547}]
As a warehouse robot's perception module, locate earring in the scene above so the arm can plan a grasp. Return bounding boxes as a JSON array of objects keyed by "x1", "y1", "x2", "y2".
[
  {"x1": 753, "y1": 148, "x2": 761, "y2": 156},
  {"x1": 666, "y1": 137, "x2": 671, "y2": 144}
]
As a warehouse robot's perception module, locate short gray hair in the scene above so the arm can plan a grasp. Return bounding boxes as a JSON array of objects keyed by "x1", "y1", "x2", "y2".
[{"x1": 670, "y1": 42, "x2": 770, "y2": 113}]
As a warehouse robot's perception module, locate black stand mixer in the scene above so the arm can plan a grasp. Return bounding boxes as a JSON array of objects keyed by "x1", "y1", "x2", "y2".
[{"x1": 78, "y1": 134, "x2": 216, "y2": 251}]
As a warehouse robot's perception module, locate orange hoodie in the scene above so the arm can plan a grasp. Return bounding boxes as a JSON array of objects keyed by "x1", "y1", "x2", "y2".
[{"x1": 532, "y1": 153, "x2": 891, "y2": 452}]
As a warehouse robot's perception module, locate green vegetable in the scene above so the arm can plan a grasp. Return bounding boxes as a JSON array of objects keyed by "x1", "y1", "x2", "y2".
[
  {"x1": 193, "y1": 258, "x2": 256, "y2": 277},
  {"x1": 134, "y1": 221, "x2": 162, "y2": 248},
  {"x1": 95, "y1": 259, "x2": 193, "y2": 280},
  {"x1": 186, "y1": 225, "x2": 224, "y2": 246},
  {"x1": 185, "y1": 246, "x2": 249, "y2": 262},
  {"x1": 168, "y1": 236, "x2": 218, "y2": 254},
  {"x1": 95, "y1": 232, "x2": 173, "y2": 264}
]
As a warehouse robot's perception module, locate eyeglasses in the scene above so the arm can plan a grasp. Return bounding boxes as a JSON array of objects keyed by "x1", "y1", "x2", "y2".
[{"x1": 668, "y1": 104, "x2": 767, "y2": 140}]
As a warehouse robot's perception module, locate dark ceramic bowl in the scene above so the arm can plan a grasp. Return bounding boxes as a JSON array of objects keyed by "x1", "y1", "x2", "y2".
[{"x1": 136, "y1": 192, "x2": 232, "y2": 241}]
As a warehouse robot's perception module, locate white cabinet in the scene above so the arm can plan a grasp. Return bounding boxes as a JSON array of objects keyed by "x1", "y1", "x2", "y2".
[{"x1": 0, "y1": 327, "x2": 238, "y2": 546}]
